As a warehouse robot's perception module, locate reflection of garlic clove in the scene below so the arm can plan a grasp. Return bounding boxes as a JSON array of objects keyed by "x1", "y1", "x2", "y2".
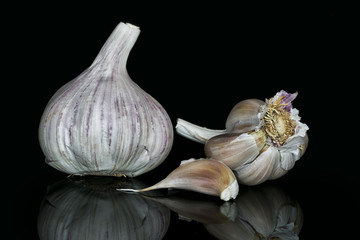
[
  {"x1": 204, "y1": 185, "x2": 303, "y2": 240},
  {"x1": 37, "y1": 177, "x2": 170, "y2": 240},
  {"x1": 118, "y1": 159, "x2": 239, "y2": 201},
  {"x1": 146, "y1": 194, "x2": 237, "y2": 224},
  {"x1": 39, "y1": 22, "x2": 173, "y2": 177},
  {"x1": 176, "y1": 90, "x2": 309, "y2": 185}
]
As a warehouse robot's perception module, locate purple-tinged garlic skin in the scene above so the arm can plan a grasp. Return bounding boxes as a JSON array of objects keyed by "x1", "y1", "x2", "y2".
[{"x1": 39, "y1": 22, "x2": 173, "y2": 177}]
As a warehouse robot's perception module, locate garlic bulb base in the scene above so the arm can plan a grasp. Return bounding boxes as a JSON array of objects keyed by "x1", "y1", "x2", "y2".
[
  {"x1": 67, "y1": 171, "x2": 127, "y2": 178},
  {"x1": 176, "y1": 118, "x2": 226, "y2": 144}
]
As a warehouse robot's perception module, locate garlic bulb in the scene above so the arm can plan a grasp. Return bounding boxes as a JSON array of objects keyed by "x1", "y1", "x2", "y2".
[
  {"x1": 119, "y1": 158, "x2": 239, "y2": 201},
  {"x1": 38, "y1": 178, "x2": 170, "y2": 240},
  {"x1": 39, "y1": 22, "x2": 173, "y2": 177},
  {"x1": 176, "y1": 90, "x2": 309, "y2": 185}
]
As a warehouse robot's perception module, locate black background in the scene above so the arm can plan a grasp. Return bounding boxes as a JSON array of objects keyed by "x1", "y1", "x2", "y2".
[{"x1": 6, "y1": 2, "x2": 358, "y2": 239}]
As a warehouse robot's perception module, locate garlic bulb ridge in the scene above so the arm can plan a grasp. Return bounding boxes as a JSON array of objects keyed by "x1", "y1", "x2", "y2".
[
  {"x1": 176, "y1": 90, "x2": 309, "y2": 185},
  {"x1": 39, "y1": 22, "x2": 173, "y2": 177}
]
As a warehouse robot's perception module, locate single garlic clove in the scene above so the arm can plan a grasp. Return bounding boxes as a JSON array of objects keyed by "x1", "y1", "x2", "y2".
[
  {"x1": 225, "y1": 99, "x2": 265, "y2": 134},
  {"x1": 38, "y1": 22, "x2": 173, "y2": 177},
  {"x1": 204, "y1": 131, "x2": 266, "y2": 169},
  {"x1": 118, "y1": 159, "x2": 239, "y2": 201},
  {"x1": 234, "y1": 145, "x2": 279, "y2": 186}
]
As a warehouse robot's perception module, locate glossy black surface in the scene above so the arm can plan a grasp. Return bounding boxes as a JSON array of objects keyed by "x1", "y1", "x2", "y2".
[{"x1": 8, "y1": 3, "x2": 356, "y2": 239}]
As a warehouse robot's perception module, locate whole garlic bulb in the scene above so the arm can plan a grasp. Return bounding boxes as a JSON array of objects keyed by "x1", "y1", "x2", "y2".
[
  {"x1": 176, "y1": 90, "x2": 309, "y2": 185},
  {"x1": 39, "y1": 22, "x2": 173, "y2": 177}
]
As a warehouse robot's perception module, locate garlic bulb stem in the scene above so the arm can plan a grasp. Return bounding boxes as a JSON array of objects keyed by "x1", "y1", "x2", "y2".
[
  {"x1": 90, "y1": 22, "x2": 140, "y2": 72},
  {"x1": 176, "y1": 119, "x2": 226, "y2": 144}
]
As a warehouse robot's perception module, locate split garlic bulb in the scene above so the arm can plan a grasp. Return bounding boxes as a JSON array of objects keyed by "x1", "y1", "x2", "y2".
[
  {"x1": 176, "y1": 90, "x2": 309, "y2": 185},
  {"x1": 39, "y1": 22, "x2": 173, "y2": 177}
]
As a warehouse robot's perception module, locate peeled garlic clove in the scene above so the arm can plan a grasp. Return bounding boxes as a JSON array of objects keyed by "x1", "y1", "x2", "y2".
[
  {"x1": 119, "y1": 159, "x2": 239, "y2": 201},
  {"x1": 204, "y1": 131, "x2": 266, "y2": 169},
  {"x1": 234, "y1": 146, "x2": 279, "y2": 185},
  {"x1": 225, "y1": 99, "x2": 265, "y2": 134},
  {"x1": 38, "y1": 22, "x2": 173, "y2": 177}
]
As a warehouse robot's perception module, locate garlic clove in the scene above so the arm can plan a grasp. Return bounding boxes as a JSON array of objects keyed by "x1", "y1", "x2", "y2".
[
  {"x1": 118, "y1": 159, "x2": 239, "y2": 201},
  {"x1": 268, "y1": 162, "x2": 288, "y2": 180},
  {"x1": 225, "y1": 99, "x2": 265, "y2": 134},
  {"x1": 234, "y1": 146, "x2": 279, "y2": 185},
  {"x1": 38, "y1": 22, "x2": 173, "y2": 177},
  {"x1": 279, "y1": 151, "x2": 296, "y2": 171},
  {"x1": 204, "y1": 131, "x2": 266, "y2": 169}
]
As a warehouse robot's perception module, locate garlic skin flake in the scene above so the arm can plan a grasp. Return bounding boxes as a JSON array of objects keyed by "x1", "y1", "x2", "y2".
[
  {"x1": 176, "y1": 90, "x2": 309, "y2": 185},
  {"x1": 39, "y1": 22, "x2": 173, "y2": 177}
]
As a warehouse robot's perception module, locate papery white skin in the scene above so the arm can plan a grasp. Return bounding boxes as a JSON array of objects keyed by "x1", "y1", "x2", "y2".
[
  {"x1": 39, "y1": 22, "x2": 173, "y2": 177},
  {"x1": 176, "y1": 90, "x2": 309, "y2": 185}
]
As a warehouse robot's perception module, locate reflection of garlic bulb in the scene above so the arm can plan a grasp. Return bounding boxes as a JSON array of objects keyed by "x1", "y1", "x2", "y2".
[
  {"x1": 37, "y1": 178, "x2": 170, "y2": 240},
  {"x1": 176, "y1": 90, "x2": 309, "y2": 185},
  {"x1": 204, "y1": 185, "x2": 303, "y2": 240},
  {"x1": 39, "y1": 22, "x2": 173, "y2": 177}
]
